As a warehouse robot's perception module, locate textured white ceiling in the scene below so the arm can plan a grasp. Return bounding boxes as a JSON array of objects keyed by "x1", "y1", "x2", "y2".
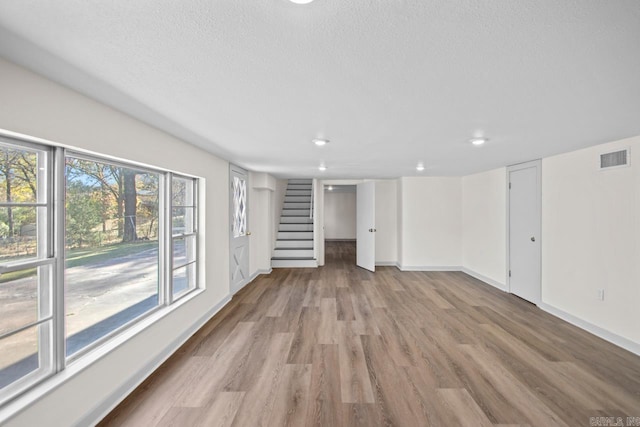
[{"x1": 1, "y1": 1, "x2": 639, "y2": 178}]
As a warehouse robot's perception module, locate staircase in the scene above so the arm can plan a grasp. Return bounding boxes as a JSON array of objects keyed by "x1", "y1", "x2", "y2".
[{"x1": 271, "y1": 179, "x2": 318, "y2": 268}]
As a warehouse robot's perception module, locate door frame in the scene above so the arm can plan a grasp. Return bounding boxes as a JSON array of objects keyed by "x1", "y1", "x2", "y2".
[
  {"x1": 506, "y1": 159, "x2": 542, "y2": 302},
  {"x1": 229, "y1": 164, "x2": 249, "y2": 294}
]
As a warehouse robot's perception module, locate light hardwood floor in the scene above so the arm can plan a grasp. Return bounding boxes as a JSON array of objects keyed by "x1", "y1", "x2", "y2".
[{"x1": 99, "y1": 241, "x2": 640, "y2": 426}]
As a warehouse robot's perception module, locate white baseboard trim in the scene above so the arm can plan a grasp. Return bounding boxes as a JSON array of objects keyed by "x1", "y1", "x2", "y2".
[
  {"x1": 231, "y1": 268, "x2": 272, "y2": 296},
  {"x1": 248, "y1": 268, "x2": 272, "y2": 283},
  {"x1": 375, "y1": 261, "x2": 400, "y2": 267},
  {"x1": 460, "y1": 267, "x2": 507, "y2": 292},
  {"x1": 82, "y1": 295, "x2": 232, "y2": 427},
  {"x1": 539, "y1": 303, "x2": 640, "y2": 357},
  {"x1": 397, "y1": 265, "x2": 462, "y2": 272}
]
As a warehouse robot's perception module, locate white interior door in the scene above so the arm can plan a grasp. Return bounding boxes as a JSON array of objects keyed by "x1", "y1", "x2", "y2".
[
  {"x1": 356, "y1": 181, "x2": 375, "y2": 272},
  {"x1": 230, "y1": 165, "x2": 249, "y2": 293},
  {"x1": 508, "y1": 160, "x2": 541, "y2": 304}
]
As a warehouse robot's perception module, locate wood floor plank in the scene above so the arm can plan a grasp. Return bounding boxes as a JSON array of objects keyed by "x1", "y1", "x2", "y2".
[
  {"x1": 266, "y1": 283, "x2": 294, "y2": 317},
  {"x1": 361, "y1": 334, "x2": 427, "y2": 426},
  {"x1": 302, "y1": 279, "x2": 322, "y2": 307},
  {"x1": 157, "y1": 392, "x2": 244, "y2": 427},
  {"x1": 335, "y1": 287, "x2": 356, "y2": 321},
  {"x1": 175, "y1": 322, "x2": 256, "y2": 407},
  {"x1": 350, "y1": 292, "x2": 380, "y2": 335},
  {"x1": 196, "y1": 392, "x2": 245, "y2": 427},
  {"x1": 318, "y1": 298, "x2": 338, "y2": 345},
  {"x1": 459, "y1": 344, "x2": 569, "y2": 426},
  {"x1": 267, "y1": 364, "x2": 312, "y2": 427},
  {"x1": 104, "y1": 356, "x2": 208, "y2": 426},
  {"x1": 401, "y1": 365, "x2": 461, "y2": 426},
  {"x1": 99, "y1": 241, "x2": 640, "y2": 427},
  {"x1": 304, "y1": 344, "x2": 343, "y2": 426},
  {"x1": 479, "y1": 323, "x2": 604, "y2": 418},
  {"x1": 287, "y1": 307, "x2": 320, "y2": 364},
  {"x1": 358, "y1": 280, "x2": 386, "y2": 308},
  {"x1": 436, "y1": 388, "x2": 494, "y2": 427},
  {"x1": 231, "y1": 333, "x2": 294, "y2": 427},
  {"x1": 372, "y1": 308, "x2": 419, "y2": 367},
  {"x1": 219, "y1": 317, "x2": 282, "y2": 392},
  {"x1": 337, "y1": 324, "x2": 375, "y2": 403}
]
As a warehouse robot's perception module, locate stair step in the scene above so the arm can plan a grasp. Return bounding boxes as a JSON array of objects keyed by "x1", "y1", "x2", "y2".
[
  {"x1": 284, "y1": 196, "x2": 311, "y2": 203},
  {"x1": 271, "y1": 258, "x2": 318, "y2": 268},
  {"x1": 280, "y1": 223, "x2": 313, "y2": 231},
  {"x1": 283, "y1": 202, "x2": 310, "y2": 209},
  {"x1": 282, "y1": 209, "x2": 311, "y2": 216},
  {"x1": 280, "y1": 216, "x2": 313, "y2": 224},
  {"x1": 286, "y1": 190, "x2": 312, "y2": 196},
  {"x1": 275, "y1": 239, "x2": 313, "y2": 248},
  {"x1": 273, "y1": 248, "x2": 314, "y2": 258},
  {"x1": 277, "y1": 231, "x2": 313, "y2": 239}
]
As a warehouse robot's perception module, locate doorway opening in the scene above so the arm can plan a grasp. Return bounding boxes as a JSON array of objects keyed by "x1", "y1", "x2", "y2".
[
  {"x1": 323, "y1": 184, "x2": 357, "y2": 241},
  {"x1": 322, "y1": 181, "x2": 376, "y2": 272}
]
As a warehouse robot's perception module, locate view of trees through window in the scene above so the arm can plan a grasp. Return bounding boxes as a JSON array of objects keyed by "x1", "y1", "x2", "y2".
[
  {"x1": 64, "y1": 157, "x2": 160, "y2": 356},
  {"x1": 0, "y1": 142, "x2": 52, "y2": 396},
  {"x1": 0, "y1": 147, "x2": 42, "y2": 261},
  {"x1": 0, "y1": 138, "x2": 199, "y2": 405}
]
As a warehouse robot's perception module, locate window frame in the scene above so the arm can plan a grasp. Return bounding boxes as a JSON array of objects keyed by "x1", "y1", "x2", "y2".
[
  {"x1": 0, "y1": 137, "x2": 55, "y2": 405},
  {"x1": 0, "y1": 135, "x2": 202, "y2": 408},
  {"x1": 168, "y1": 174, "x2": 199, "y2": 302}
]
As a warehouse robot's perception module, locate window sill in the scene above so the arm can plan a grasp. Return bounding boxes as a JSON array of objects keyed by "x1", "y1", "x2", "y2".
[{"x1": 0, "y1": 287, "x2": 205, "y2": 425}]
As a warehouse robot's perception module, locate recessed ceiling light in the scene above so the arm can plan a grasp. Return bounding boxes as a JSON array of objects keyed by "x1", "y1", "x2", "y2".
[
  {"x1": 328, "y1": 185, "x2": 333, "y2": 191},
  {"x1": 318, "y1": 164, "x2": 327, "y2": 171},
  {"x1": 470, "y1": 137, "x2": 488, "y2": 146},
  {"x1": 416, "y1": 163, "x2": 425, "y2": 171},
  {"x1": 289, "y1": 0, "x2": 314, "y2": 4},
  {"x1": 313, "y1": 138, "x2": 329, "y2": 146}
]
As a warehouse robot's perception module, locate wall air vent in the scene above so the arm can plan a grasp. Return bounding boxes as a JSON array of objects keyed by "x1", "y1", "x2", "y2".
[{"x1": 600, "y1": 149, "x2": 629, "y2": 170}]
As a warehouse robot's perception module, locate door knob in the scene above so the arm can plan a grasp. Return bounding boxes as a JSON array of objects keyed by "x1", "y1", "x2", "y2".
[
  {"x1": 246, "y1": 231, "x2": 252, "y2": 236},
  {"x1": 369, "y1": 228, "x2": 373, "y2": 232},
  {"x1": 530, "y1": 236, "x2": 535, "y2": 242}
]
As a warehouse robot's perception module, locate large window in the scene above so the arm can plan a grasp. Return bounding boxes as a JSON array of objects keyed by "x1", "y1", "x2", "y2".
[
  {"x1": 64, "y1": 156, "x2": 161, "y2": 357},
  {"x1": 0, "y1": 137, "x2": 200, "y2": 406},
  {"x1": 0, "y1": 141, "x2": 53, "y2": 403}
]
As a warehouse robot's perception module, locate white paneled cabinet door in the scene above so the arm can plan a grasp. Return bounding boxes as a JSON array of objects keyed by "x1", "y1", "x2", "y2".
[
  {"x1": 508, "y1": 160, "x2": 541, "y2": 304},
  {"x1": 230, "y1": 165, "x2": 250, "y2": 294},
  {"x1": 356, "y1": 181, "x2": 376, "y2": 272}
]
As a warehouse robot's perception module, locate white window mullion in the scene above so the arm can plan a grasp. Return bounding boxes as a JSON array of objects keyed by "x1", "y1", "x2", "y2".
[
  {"x1": 53, "y1": 146, "x2": 66, "y2": 372},
  {"x1": 163, "y1": 172, "x2": 173, "y2": 305}
]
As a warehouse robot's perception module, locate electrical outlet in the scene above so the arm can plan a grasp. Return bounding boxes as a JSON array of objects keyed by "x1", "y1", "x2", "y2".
[{"x1": 597, "y1": 289, "x2": 605, "y2": 301}]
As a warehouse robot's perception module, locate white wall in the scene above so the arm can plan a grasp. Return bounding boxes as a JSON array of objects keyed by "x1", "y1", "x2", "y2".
[
  {"x1": 0, "y1": 58, "x2": 231, "y2": 426},
  {"x1": 314, "y1": 179, "x2": 325, "y2": 266},
  {"x1": 272, "y1": 178, "x2": 287, "y2": 254},
  {"x1": 399, "y1": 177, "x2": 462, "y2": 269},
  {"x1": 542, "y1": 135, "x2": 640, "y2": 346},
  {"x1": 397, "y1": 178, "x2": 404, "y2": 265},
  {"x1": 375, "y1": 180, "x2": 398, "y2": 264},
  {"x1": 249, "y1": 173, "x2": 275, "y2": 276},
  {"x1": 462, "y1": 168, "x2": 507, "y2": 288},
  {"x1": 324, "y1": 191, "x2": 356, "y2": 239}
]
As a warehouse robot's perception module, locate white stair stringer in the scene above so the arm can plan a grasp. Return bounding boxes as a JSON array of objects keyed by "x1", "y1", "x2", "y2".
[{"x1": 271, "y1": 179, "x2": 317, "y2": 268}]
